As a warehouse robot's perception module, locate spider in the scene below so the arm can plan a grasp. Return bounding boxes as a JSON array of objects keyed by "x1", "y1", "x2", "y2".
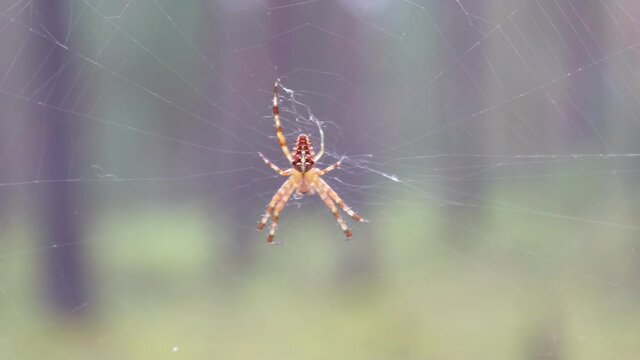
[{"x1": 257, "y1": 79, "x2": 367, "y2": 244}]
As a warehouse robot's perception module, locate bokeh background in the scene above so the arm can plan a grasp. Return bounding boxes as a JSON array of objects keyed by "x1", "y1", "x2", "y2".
[{"x1": 1, "y1": 0, "x2": 640, "y2": 359}]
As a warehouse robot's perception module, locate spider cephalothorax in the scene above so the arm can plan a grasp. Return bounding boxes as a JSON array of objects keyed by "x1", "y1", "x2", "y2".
[
  {"x1": 292, "y1": 134, "x2": 315, "y2": 173},
  {"x1": 256, "y1": 79, "x2": 367, "y2": 244}
]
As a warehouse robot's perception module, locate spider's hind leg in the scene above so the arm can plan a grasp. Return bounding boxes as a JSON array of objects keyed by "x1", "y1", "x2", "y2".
[{"x1": 272, "y1": 79, "x2": 293, "y2": 162}]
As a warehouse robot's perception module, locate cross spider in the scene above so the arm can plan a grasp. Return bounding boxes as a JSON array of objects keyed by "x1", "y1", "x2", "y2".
[{"x1": 257, "y1": 79, "x2": 367, "y2": 244}]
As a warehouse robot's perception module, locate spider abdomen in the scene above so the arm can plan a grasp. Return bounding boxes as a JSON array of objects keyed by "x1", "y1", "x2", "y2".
[{"x1": 292, "y1": 134, "x2": 315, "y2": 173}]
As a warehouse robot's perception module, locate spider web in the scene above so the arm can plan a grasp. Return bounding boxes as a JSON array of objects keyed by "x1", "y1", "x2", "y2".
[{"x1": 1, "y1": 0, "x2": 640, "y2": 358}]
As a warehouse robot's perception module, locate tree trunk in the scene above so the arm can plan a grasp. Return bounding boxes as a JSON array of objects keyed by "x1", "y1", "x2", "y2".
[
  {"x1": 436, "y1": 1, "x2": 489, "y2": 250},
  {"x1": 205, "y1": 1, "x2": 261, "y2": 283},
  {"x1": 33, "y1": 0, "x2": 88, "y2": 315}
]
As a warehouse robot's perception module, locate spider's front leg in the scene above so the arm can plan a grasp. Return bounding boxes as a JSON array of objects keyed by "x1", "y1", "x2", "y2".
[
  {"x1": 267, "y1": 184, "x2": 296, "y2": 244},
  {"x1": 257, "y1": 178, "x2": 296, "y2": 244},
  {"x1": 319, "y1": 178, "x2": 367, "y2": 223},
  {"x1": 311, "y1": 179, "x2": 353, "y2": 240},
  {"x1": 257, "y1": 178, "x2": 292, "y2": 231}
]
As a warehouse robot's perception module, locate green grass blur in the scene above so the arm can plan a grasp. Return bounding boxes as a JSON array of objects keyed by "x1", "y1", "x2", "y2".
[{"x1": 1, "y1": 188, "x2": 638, "y2": 360}]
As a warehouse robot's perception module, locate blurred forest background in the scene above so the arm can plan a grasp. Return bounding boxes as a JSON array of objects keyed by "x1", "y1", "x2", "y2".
[{"x1": 1, "y1": 0, "x2": 640, "y2": 359}]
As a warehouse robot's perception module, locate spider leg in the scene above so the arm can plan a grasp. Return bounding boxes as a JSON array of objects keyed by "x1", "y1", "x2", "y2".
[
  {"x1": 258, "y1": 152, "x2": 291, "y2": 176},
  {"x1": 318, "y1": 177, "x2": 367, "y2": 223},
  {"x1": 273, "y1": 79, "x2": 292, "y2": 162},
  {"x1": 313, "y1": 125, "x2": 324, "y2": 162},
  {"x1": 267, "y1": 182, "x2": 296, "y2": 244},
  {"x1": 257, "y1": 178, "x2": 292, "y2": 231},
  {"x1": 311, "y1": 180, "x2": 353, "y2": 240},
  {"x1": 316, "y1": 158, "x2": 342, "y2": 176}
]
